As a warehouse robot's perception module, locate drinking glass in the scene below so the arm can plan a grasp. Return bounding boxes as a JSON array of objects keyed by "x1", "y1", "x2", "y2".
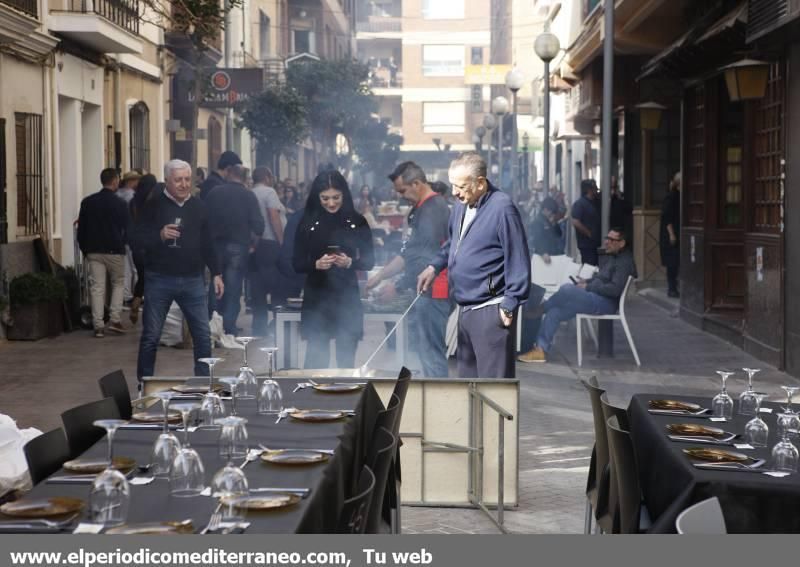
[
  {"x1": 218, "y1": 376, "x2": 242, "y2": 416},
  {"x1": 744, "y1": 394, "x2": 769, "y2": 447},
  {"x1": 89, "y1": 419, "x2": 130, "y2": 526},
  {"x1": 169, "y1": 401, "x2": 205, "y2": 497},
  {"x1": 199, "y1": 391, "x2": 226, "y2": 427},
  {"x1": 260, "y1": 347, "x2": 278, "y2": 381},
  {"x1": 198, "y1": 357, "x2": 224, "y2": 392},
  {"x1": 236, "y1": 337, "x2": 258, "y2": 400},
  {"x1": 150, "y1": 391, "x2": 181, "y2": 478},
  {"x1": 777, "y1": 407, "x2": 800, "y2": 441},
  {"x1": 168, "y1": 217, "x2": 182, "y2": 248},
  {"x1": 738, "y1": 368, "x2": 762, "y2": 416},
  {"x1": 780, "y1": 386, "x2": 800, "y2": 415},
  {"x1": 213, "y1": 416, "x2": 250, "y2": 522},
  {"x1": 711, "y1": 370, "x2": 735, "y2": 420},
  {"x1": 257, "y1": 347, "x2": 283, "y2": 415},
  {"x1": 772, "y1": 413, "x2": 800, "y2": 473}
]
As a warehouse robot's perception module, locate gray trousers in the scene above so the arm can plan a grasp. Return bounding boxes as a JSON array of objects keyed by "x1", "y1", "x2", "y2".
[
  {"x1": 456, "y1": 305, "x2": 516, "y2": 379},
  {"x1": 86, "y1": 253, "x2": 125, "y2": 329}
]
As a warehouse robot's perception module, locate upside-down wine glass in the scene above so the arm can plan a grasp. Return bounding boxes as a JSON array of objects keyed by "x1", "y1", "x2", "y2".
[
  {"x1": 711, "y1": 370, "x2": 735, "y2": 420},
  {"x1": 198, "y1": 357, "x2": 226, "y2": 427},
  {"x1": 236, "y1": 337, "x2": 258, "y2": 400},
  {"x1": 169, "y1": 401, "x2": 205, "y2": 497},
  {"x1": 257, "y1": 347, "x2": 283, "y2": 415},
  {"x1": 150, "y1": 391, "x2": 181, "y2": 478},
  {"x1": 781, "y1": 386, "x2": 800, "y2": 415},
  {"x1": 738, "y1": 368, "x2": 762, "y2": 416},
  {"x1": 219, "y1": 375, "x2": 242, "y2": 416},
  {"x1": 743, "y1": 394, "x2": 769, "y2": 448},
  {"x1": 89, "y1": 419, "x2": 130, "y2": 526},
  {"x1": 772, "y1": 412, "x2": 800, "y2": 473},
  {"x1": 212, "y1": 416, "x2": 250, "y2": 522}
]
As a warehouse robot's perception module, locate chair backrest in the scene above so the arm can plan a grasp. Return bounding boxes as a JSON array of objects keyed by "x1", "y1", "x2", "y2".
[
  {"x1": 618, "y1": 276, "x2": 635, "y2": 318},
  {"x1": 598, "y1": 393, "x2": 630, "y2": 532},
  {"x1": 599, "y1": 392, "x2": 629, "y2": 434},
  {"x1": 364, "y1": 426, "x2": 397, "y2": 533},
  {"x1": 61, "y1": 397, "x2": 121, "y2": 458},
  {"x1": 98, "y1": 369, "x2": 132, "y2": 420},
  {"x1": 23, "y1": 428, "x2": 71, "y2": 485},
  {"x1": 676, "y1": 497, "x2": 727, "y2": 534},
  {"x1": 388, "y1": 367, "x2": 411, "y2": 438},
  {"x1": 606, "y1": 414, "x2": 643, "y2": 534},
  {"x1": 581, "y1": 377, "x2": 609, "y2": 501},
  {"x1": 338, "y1": 465, "x2": 376, "y2": 534},
  {"x1": 373, "y1": 393, "x2": 401, "y2": 449}
]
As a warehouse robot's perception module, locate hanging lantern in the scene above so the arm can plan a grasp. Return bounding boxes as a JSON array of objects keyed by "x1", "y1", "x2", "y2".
[
  {"x1": 636, "y1": 102, "x2": 667, "y2": 131},
  {"x1": 721, "y1": 59, "x2": 770, "y2": 101}
]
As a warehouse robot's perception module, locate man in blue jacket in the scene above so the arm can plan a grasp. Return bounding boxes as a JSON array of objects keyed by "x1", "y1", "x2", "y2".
[{"x1": 417, "y1": 152, "x2": 530, "y2": 378}]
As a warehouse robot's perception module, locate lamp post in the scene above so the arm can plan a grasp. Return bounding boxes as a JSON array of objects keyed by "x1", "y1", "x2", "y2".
[
  {"x1": 522, "y1": 131, "x2": 530, "y2": 194},
  {"x1": 475, "y1": 125, "x2": 487, "y2": 154},
  {"x1": 491, "y1": 96, "x2": 509, "y2": 189},
  {"x1": 505, "y1": 68, "x2": 525, "y2": 201},
  {"x1": 534, "y1": 25, "x2": 560, "y2": 200},
  {"x1": 482, "y1": 114, "x2": 497, "y2": 179}
]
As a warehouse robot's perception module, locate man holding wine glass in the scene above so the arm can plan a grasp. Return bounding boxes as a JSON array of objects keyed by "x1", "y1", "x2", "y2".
[{"x1": 133, "y1": 159, "x2": 225, "y2": 389}]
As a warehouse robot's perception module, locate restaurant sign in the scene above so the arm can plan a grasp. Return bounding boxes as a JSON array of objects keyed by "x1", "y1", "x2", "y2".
[{"x1": 184, "y1": 68, "x2": 264, "y2": 108}]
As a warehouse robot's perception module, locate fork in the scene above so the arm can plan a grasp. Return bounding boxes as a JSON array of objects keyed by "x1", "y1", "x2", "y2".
[
  {"x1": 275, "y1": 408, "x2": 296, "y2": 424},
  {"x1": 240, "y1": 449, "x2": 263, "y2": 469},
  {"x1": 200, "y1": 505, "x2": 223, "y2": 534}
]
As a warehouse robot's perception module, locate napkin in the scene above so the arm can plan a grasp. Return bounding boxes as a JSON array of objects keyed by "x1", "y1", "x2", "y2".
[
  {"x1": 129, "y1": 476, "x2": 155, "y2": 486},
  {"x1": 73, "y1": 523, "x2": 104, "y2": 534}
]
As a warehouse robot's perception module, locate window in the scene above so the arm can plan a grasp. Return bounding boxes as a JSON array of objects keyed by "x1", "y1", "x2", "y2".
[
  {"x1": 471, "y1": 47, "x2": 483, "y2": 65},
  {"x1": 752, "y1": 61, "x2": 784, "y2": 233},
  {"x1": 422, "y1": 45, "x2": 464, "y2": 77},
  {"x1": 129, "y1": 102, "x2": 150, "y2": 172},
  {"x1": 293, "y1": 29, "x2": 314, "y2": 54},
  {"x1": 14, "y1": 112, "x2": 44, "y2": 237},
  {"x1": 259, "y1": 11, "x2": 271, "y2": 58},
  {"x1": 470, "y1": 85, "x2": 482, "y2": 112},
  {"x1": 423, "y1": 102, "x2": 465, "y2": 134},
  {"x1": 422, "y1": 0, "x2": 464, "y2": 19}
]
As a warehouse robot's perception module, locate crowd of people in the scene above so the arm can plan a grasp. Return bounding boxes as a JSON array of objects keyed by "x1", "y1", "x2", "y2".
[{"x1": 76, "y1": 146, "x2": 680, "y2": 383}]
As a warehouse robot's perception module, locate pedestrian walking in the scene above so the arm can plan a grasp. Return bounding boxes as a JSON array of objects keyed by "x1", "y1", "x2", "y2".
[
  {"x1": 660, "y1": 172, "x2": 681, "y2": 297},
  {"x1": 293, "y1": 170, "x2": 375, "y2": 369},
  {"x1": 571, "y1": 179, "x2": 601, "y2": 266},
  {"x1": 198, "y1": 150, "x2": 242, "y2": 200},
  {"x1": 205, "y1": 164, "x2": 264, "y2": 335},
  {"x1": 128, "y1": 174, "x2": 159, "y2": 324},
  {"x1": 367, "y1": 162, "x2": 452, "y2": 377},
  {"x1": 417, "y1": 152, "x2": 530, "y2": 379},
  {"x1": 76, "y1": 168, "x2": 129, "y2": 338},
  {"x1": 133, "y1": 159, "x2": 224, "y2": 384}
]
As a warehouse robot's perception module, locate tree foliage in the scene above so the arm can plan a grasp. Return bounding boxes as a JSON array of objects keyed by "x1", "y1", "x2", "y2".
[{"x1": 351, "y1": 118, "x2": 404, "y2": 180}]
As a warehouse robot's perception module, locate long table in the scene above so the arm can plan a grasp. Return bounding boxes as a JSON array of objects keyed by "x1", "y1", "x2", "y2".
[
  {"x1": 629, "y1": 394, "x2": 800, "y2": 533},
  {"x1": 4, "y1": 379, "x2": 383, "y2": 533}
]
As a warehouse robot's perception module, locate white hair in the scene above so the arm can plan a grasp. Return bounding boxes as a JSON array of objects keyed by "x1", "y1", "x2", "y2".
[
  {"x1": 164, "y1": 159, "x2": 191, "y2": 180},
  {"x1": 449, "y1": 151, "x2": 487, "y2": 180}
]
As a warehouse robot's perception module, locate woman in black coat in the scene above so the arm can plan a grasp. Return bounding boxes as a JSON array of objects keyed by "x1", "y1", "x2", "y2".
[
  {"x1": 660, "y1": 172, "x2": 681, "y2": 297},
  {"x1": 293, "y1": 171, "x2": 375, "y2": 369}
]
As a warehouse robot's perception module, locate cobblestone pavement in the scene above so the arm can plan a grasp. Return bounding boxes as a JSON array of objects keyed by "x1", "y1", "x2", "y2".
[{"x1": 1, "y1": 292, "x2": 797, "y2": 534}]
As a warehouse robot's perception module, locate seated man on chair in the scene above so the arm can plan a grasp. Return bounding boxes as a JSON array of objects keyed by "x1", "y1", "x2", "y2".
[{"x1": 520, "y1": 227, "x2": 637, "y2": 363}]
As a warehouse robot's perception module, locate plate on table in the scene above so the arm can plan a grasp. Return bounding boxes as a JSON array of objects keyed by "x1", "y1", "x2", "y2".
[
  {"x1": 105, "y1": 521, "x2": 194, "y2": 535},
  {"x1": 683, "y1": 448, "x2": 751, "y2": 463},
  {"x1": 131, "y1": 411, "x2": 182, "y2": 423},
  {"x1": 650, "y1": 400, "x2": 702, "y2": 412},
  {"x1": 667, "y1": 424, "x2": 729, "y2": 438},
  {"x1": 312, "y1": 383, "x2": 364, "y2": 393},
  {"x1": 261, "y1": 449, "x2": 330, "y2": 465},
  {"x1": 63, "y1": 457, "x2": 136, "y2": 474},
  {"x1": 289, "y1": 409, "x2": 346, "y2": 423},
  {"x1": 171, "y1": 384, "x2": 223, "y2": 395},
  {"x1": 220, "y1": 494, "x2": 301, "y2": 511},
  {"x1": 0, "y1": 497, "x2": 84, "y2": 518}
]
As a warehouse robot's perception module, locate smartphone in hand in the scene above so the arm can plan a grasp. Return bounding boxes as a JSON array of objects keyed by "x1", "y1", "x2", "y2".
[{"x1": 326, "y1": 245, "x2": 342, "y2": 256}]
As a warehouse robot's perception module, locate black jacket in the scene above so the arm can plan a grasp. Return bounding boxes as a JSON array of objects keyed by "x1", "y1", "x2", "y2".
[
  {"x1": 77, "y1": 188, "x2": 128, "y2": 255},
  {"x1": 530, "y1": 212, "x2": 563, "y2": 256},
  {"x1": 586, "y1": 248, "x2": 637, "y2": 302},
  {"x1": 205, "y1": 182, "x2": 265, "y2": 247},
  {"x1": 198, "y1": 171, "x2": 225, "y2": 201}
]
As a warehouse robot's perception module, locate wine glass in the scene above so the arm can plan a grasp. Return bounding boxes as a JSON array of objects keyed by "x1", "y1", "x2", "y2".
[
  {"x1": 199, "y1": 391, "x2": 226, "y2": 428},
  {"x1": 772, "y1": 413, "x2": 800, "y2": 473},
  {"x1": 744, "y1": 394, "x2": 769, "y2": 447},
  {"x1": 150, "y1": 391, "x2": 181, "y2": 478},
  {"x1": 168, "y1": 217, "x2": 182, "y2": 248},
  {"x1": 213, "y1": 416, "x2": 250, "y2": 522},
  {"x1": 89, "y1": 419, "x2": 130, "y2": 526},
  {"x1": 711, "y1": 370, "x2": 735, "y2": 420},
  {"x1": 780, "y1": 386, "x2": 800, "y2": 415},
  {"x1": 257, "y1": 347, "x2": 283, "y2": 415},
  {"x1": 260, "y1": 347, "x2": 278, "y2": 381},
  {"x1": 738, "y1": 368, "x2": 762, "y2": 416},
  {"x1": 197, "y1": 357, "x2": 224, "y2": 392},
  {"x1": 218, "y1": 375, "x2": 242, "y2": 416},
  {"x1": 169, "y1": 401, "x2": 205, "y2": 497},
  {"x1": 236, "y1": 337, "x2": 258, "y2": 400}
]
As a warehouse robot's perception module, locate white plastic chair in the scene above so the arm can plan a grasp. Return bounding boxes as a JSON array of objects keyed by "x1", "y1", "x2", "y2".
[
  {"x1": 676, "y1": 497, "x2": 727, "y2": 534},
  {"x1": 576, "y1": 275, "x2": 641, "y2": 367}
]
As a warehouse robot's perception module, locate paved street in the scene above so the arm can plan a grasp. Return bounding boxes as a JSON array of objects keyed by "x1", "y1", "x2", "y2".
[{"x1": 1, "y1": 290, "x2": 797, "y2": 534}]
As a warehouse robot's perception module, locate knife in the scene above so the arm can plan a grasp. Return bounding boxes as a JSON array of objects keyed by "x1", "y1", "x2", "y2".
[{"x1": 249, "y1": 488, "x2": 311, "y2": 499}]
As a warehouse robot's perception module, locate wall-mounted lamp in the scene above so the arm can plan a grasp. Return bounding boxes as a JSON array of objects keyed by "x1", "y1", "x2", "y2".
[
  {"x1": 636, "y1": 101, "x2": 667, "y2": 131},
  {"x1": 721, "y1": 58, "x2": 770, "y2": 101}
]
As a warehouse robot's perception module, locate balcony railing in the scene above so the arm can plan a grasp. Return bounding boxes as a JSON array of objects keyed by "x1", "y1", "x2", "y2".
[
  {"x1": 0, "y1": 0, "x2": 37, "y2": 18},
  {"x1": 356, "y1": 16, "x2": 401, "y2": 34},
  {"x1": 68, "y1": 0, "x2": 140, "y2": 35}
]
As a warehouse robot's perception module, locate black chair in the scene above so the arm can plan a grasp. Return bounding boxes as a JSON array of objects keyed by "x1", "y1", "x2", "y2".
[
  {"x1": 597, "y1": 392, "x2": 629, "y2": 534},
  {"x1": 23, "y1": 428, "x2": 71, "y2": 485},
  {"x1": 606, "y1": 415, "x2": 650, "y2": 534},
  {"x1": 364, "y1": 426, "x2": 397, "y2": 533},
  {"x1": 337, "y1": 465, "x2": 376, "y2": 534},
  {"x1": 581, "y1": 376, "x2": 609, "y2": 534},
  {"x1": 61, "y1": 397, "x2": 121, "y2": 458},
  {"x1": 386, "y1": 367, "x2": 411, "y2": 532},
  {"x1": 98, "y1": 369, "x2": 132, "y2": 420}
]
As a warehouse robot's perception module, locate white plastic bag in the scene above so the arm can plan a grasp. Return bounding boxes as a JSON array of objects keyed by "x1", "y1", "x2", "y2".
[
  {"x1": 159, "y1": 301, "x2": 184, "y2": 347},
  {"x1": 0, "y1": 414, "x2": 42, "y2": 495},
  {"x1": 209, "y1": 311, "x2": 243, "y2": 350}
]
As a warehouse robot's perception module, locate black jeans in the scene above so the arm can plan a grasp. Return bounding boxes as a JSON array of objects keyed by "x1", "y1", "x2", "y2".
[
  {"x1": 250, "y1": 239, "x2": 282, "y2": 336},
  {"x1": 667, "y1": 264, "x2": 679, "y2": 293}
]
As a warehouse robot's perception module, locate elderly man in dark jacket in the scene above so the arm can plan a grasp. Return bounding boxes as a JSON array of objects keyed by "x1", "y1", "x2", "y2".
[{"x1": 523, "y1": 227, "x2": 637, "y2": 363}]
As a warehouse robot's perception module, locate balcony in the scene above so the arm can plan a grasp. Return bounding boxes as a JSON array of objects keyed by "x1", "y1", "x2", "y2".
[
  {"x1": 0, "y1": 0, "x2": 37, "y2": 18},
  {"x1": 49, "y1": 0, "x2": 142, "y2": 54},
  {"x1": 356, "y1": 16, "x2": 401, "y2": 34}
]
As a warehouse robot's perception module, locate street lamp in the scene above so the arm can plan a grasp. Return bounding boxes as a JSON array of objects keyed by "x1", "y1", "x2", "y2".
[
  {"x1": 534, "y1": 26, "x2": 560, "y2": 197},
  {"x1": 475, "y1": 125, "x2": 487, "y2": 153},
  {"x1": 505, "y1": 67, "x2": 525, "y2": 200},
  {"x1": 636, "y1": 102, "x2": 667, "y2": 130},
  {"x1": 521, "y1": 131, "x2": 530, "y2": 194},
  {"x1": 491, "y1": 96, "x2": 509, "y2": 189},
  {"x1": 721, "y1": 58, "x2": 770, "y2": 101},
  {"x1": 482, "y1": 114, "x2": 497, "y2": 177}
]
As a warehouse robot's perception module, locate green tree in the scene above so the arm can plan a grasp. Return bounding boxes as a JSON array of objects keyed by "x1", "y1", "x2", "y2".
[
  {"x1": 238, "y1": 84, "x2": 309, "y2": 173},
  {"x1": 351, "y1": 118, "x2": 403, "y2": 181}
]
